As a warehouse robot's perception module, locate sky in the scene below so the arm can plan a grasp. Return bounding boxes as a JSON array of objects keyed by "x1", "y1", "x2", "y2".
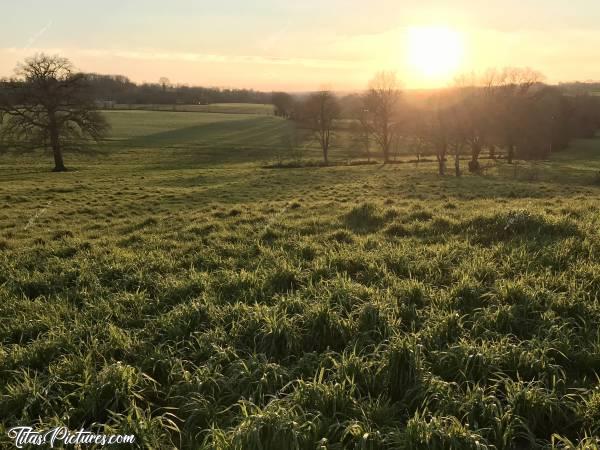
[{"x1": 1, "y1": 0, "x2": 600, "y2": 91}]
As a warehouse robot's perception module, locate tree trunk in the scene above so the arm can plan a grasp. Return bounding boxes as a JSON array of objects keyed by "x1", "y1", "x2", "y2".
[
  {"x1": 468, "y1": 142, "x2": 481, "y2": 173},
  {"x1": 507, "y1": 144, "x2": 515, "y2": 164},
  {"x1": 321, "y1": 129, "x2": 329, "y2": 165},
  {"x1": 454, "y1": 147, "x2": 461, "y2": 177},
  {"x1": 437, "y1": 145, "x2": 447, "y2": 176},
  {"x1": 437, "y1": 155, "x2": 446, "y2": 175},
  {"x1": 49, "y1": 119, "x2": 67, "y2": 172}
]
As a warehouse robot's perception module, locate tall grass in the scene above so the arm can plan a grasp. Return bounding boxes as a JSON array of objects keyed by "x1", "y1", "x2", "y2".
[{"x1": 1, "y1": 112, "x2": 600, "y2": 448}]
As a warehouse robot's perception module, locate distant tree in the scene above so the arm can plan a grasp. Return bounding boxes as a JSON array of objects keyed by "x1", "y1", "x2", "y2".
[
  {"x1": 301, "y1": 90, "x2": 340, "y2": 164},
  {"x1": 0, "y1": 54, "x2": 110, "y2": 171},
  {"x1": 338, "y1": 93, "x2": 364, "y2": 119},
  {"x1": 414, "y1": 94, "x2": 452, "y2": 176},
  {"x1": 159, "y1": 77, "x2": 170, "y2": 92},
  {"x1": 446, "y1": 101, "x2": 469, "y2": 177},
  {"x1": 86, "y1": 74, "x2": 135, "y2": 103},
  {"x1": 570, "y1": 94, "x2": 600, "y2": 138},
  {"x1": 453, "y1": 73, "x2": 495, "y2": 172},
  {"x1": 84, "y1": 74, "x2": 273, "y2": 106},
  {"x1": 433, "y1": 110, "x2": 450, "y2": 176},
  {"x1": 486, "y1": 67, "x2": 545, "y2": 163},
  {"x1": 347, "y1": 100, "x2": 373, "y2": 162},
  {"x1": 355, "y1": 107, "x2": 372, "y2": 162},
  {"x1": 514, "y1": 86, "x2": 557, "y2": 160},
  {"x1": 271, "y1": 92, "x2": 295, "y2": 118},
  {"x1": 363, "y1": 72, "x2": 402, "y2": 163}
]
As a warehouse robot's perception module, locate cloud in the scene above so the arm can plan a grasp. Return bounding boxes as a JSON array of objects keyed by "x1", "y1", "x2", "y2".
[
  {"x1": 1, "y1": 47, "x2": 360, "y2": 70},
  {"x1": 4, "y1": 24, "x2": 600, "y2": 89}
]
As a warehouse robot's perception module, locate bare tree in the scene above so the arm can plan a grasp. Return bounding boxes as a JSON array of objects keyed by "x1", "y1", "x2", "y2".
[
  {"x1": 349, "y1": 112, "x2": 371, "y2": 162},
  {"x1": 414, "y1": 94, "x2": 452, "y2": 176},
  {"x1": 446, "y1": 103, "x2": 468, "y2": 177},
  {"x1": 159, "y1": 77, "x2": 170, "y2": 92},
  {"x1": 0, "y1": 54, "x2": 110, "y2": 172},
  {"x1": 363, "y1": 72, "x2": 402, "y2": 163},
  {"x1": 432, "y1": 111, "x2": 450, "y2": 176},
  {"x1": 486, "y1": 67, "x2": 545, "y2": 163},
  {"x1": 514, "y1": 86, "x2": 558, "y2": 160},
  {"x1": 452, "y1": 73, "x2": 495, "y2": 172},
  {"x1": 301, "y1": 90, "x2": 340, "y2": 165}
]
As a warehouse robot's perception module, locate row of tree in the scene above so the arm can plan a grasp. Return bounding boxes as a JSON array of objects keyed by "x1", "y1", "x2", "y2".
[
  {"x1": 86, "y1": 74, "x2": 272, "y2": 106},
  {"x1": 277, "y1": 70, "x2": 600, "y2": 175},
  {"x1": 1, "y1": 54, "x2": 600, "y2": 173}
]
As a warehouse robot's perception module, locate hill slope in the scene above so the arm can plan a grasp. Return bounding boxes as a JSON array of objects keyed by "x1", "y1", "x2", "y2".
[{"x1": 1, "y1": 111, "x2": 600, "y2": 448}]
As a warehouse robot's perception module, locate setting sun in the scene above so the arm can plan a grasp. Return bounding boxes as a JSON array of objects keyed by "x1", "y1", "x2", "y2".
[{"x1": 407, "y1": 26, "x2": 465, "y2": 82}]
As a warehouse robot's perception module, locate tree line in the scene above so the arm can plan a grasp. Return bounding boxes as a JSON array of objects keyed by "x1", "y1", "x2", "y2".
[
  {"x1": 1, "y1": 54, "x2": 600, "y2": 173},
  {"x1": 85, "y1": 74, "x2": 272, "y2": 106},
  {"x1": 0, "y1": 55, "x2": 272, "y2": 171},
  {"x1": 274, "y1": 70, "x2": 600, "y2": 175}
]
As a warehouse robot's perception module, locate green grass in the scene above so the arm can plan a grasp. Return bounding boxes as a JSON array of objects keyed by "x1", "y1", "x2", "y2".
[
  {"x1": 1, "y1": 110, "x2": 600, "y2": 449},
  {"x1": 101, "y1": 111, "x2": 297, "y2": 167},
  {"x1": 110, "y1": 103, "x2": 275, "y2": 115}
]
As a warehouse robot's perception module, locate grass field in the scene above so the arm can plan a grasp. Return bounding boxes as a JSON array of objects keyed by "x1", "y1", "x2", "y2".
[
  {"x1": 109, "y1": 103, "x2": 275, "y2": 115},
  {"x1": 1, "y1": 111, "x2": 600, "y2": 449},
  {"x1": 104, "y1": 111, "x2": 292, "y2": 161}
]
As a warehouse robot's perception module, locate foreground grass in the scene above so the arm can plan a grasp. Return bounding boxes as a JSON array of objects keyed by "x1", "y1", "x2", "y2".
[{"x1": 1, "y1": 112, "x2": 600, "y2": 449}]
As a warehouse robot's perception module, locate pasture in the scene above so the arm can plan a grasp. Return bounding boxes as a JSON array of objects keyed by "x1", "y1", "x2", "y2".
[
  {"x1": 1, "y1": 110, "x2": 600, "y2": 449},
  {"x1": 109, "y1": 103, "x2": 275, "y2": 115}
]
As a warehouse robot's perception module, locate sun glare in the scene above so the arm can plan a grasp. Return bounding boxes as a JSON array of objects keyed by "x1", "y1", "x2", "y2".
[{"x1": 407, "y1": 26, "x2": 465, "y2": 83}]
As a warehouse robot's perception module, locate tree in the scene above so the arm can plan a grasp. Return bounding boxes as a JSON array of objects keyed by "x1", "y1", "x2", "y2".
[
  {"x1": 570, "y1": 94, "x2": 600, "y2": 139},
  {"x1": 453, "y1": 73, "x2": 495, "y2": 173},
  {"x1": 413, "y1": 94, "x2": 452, "y2": 176},
  {"x1": 353, "y1": 107, "x2": 372, "y2": 162},
  {"x1": 363, "y1": 72, "x2": 402, "y2": 163},
  {"x1": 446, "y1": 101, "x2": 469, "y2": 177},
  {"x1": 301, "y1": 90, "x2": 340, "y2": 164},
  {"x1": 0, "y1": 54, "x2": 109, "y2": 172},
  {"x1": 514, "y1": 86, "x2": 557, "y2": 160},
  {"x1": 159, "y1": 77, "x2": 170, "y2": 92},
  {"x1": 84, "y1": 74, "x2": 273, "y2": 106},
  {"x1": 486, "y1": 67, "x2": 545, "y2": 163},
  {"x1": 430, "y1": 110, "x2": 450, "y2": 176},
  {"x1": 271, "y1": 92, "x2": 295, "y2": 118}
]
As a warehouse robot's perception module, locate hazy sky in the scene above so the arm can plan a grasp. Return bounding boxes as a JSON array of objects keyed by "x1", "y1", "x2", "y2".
[{"x1": 1, "y1": 0, "x2": 600, "y2": 91}]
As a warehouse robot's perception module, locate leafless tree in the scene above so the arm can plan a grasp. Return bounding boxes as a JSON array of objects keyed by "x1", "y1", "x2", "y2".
[
  {"x1": 446, "y1": 102, "x2": 469, "y2": 177},
  {"x1": 485, "y1": 67, "x2": 545, "y2": 163},
  {"x1": 0, "y1": 54, "x2": 110, "y2": 172},
  {"x1": 453, "y1": 72, "x2": 494, "y2": 172},
  {"x1": 363, "y1": 72, "x2": 402, "y2": 163},
  {"x1": 349, "y1": 108, "x2": 372, "y2": 162},
  {"x1": 301, "y1": 90, "x2": 340, "y2": 165},
  {"x1": 159, "y1": 77, "x2": 170, "y2": 92},
  {"x1": 413, "y1": 94, "x2": 453, "y2": 176}
]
